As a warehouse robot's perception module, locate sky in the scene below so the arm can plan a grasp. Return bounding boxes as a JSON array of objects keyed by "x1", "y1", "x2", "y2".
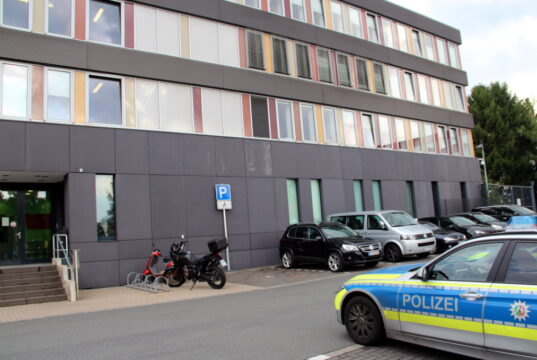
[{"x1": 387, "y1": 0, "x2": 537, "y2": 103}]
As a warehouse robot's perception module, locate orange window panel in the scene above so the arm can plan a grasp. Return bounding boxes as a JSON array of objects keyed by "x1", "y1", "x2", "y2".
[
  {"x1": 74, "y1": 72, "x2": 86, "y2": 124},
  {"x1": 315, "y1": 105, "x2": 324, "y2": 144}
]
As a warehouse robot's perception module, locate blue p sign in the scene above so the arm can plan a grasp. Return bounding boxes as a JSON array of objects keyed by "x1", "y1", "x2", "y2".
[{"x1": 215, "y1": 184, "x2": 231, "y2": 201}]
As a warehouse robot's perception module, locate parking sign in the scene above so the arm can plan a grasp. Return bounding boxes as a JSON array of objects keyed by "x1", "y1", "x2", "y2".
[{"x1": 215, "y1": 184, "x2": 232, "y2": 210}]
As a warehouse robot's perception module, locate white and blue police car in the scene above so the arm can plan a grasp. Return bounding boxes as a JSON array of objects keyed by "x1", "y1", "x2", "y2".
[{"x1": 334, "y1": 231, "x2": 537, "y2": 359}]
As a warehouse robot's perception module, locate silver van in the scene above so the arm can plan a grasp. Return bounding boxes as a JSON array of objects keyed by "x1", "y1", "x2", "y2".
[{"x1": 327, "y1": 210, "x2": 435, "y2": 262}]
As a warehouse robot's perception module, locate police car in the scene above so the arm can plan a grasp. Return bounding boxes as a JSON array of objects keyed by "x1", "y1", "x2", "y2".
[{"x1": 334, "y1": 232, "x2": 537, "y2": 359}]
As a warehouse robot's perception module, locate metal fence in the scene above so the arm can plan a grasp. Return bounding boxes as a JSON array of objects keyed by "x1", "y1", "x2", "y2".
[{"x1": 486, "y1": 184, "x2": 536, "y2": 211}]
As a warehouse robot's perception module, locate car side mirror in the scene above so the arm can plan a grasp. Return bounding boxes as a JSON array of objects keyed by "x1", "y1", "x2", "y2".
[
  {"x1": 379, "y1": 221, "x2": 388, "y2": 230},
  {"x1": 416, "y1": 267, "x2": 429, "y2": 281}
]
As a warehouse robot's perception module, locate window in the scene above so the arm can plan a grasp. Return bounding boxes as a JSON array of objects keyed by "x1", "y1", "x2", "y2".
[
  {"x1": 366, "y1": 14, "x2": 379, "y2": 43},
  {"x1": 449, "y1": 127, "x2": 460, "y2": 155},
  {"x1": 368, "y1": 214, "x2": 385, "y2": 230},
  {"x1": 300, "y1": 104, "x2": 316, "y2": 142},
  {"x1": 310, "y1": 0, "x2": 325, "y2": 27},
  {"x1": 251, "y1": 96, "x2": 270, "y2": 138},
  {"x1": 272, "y1": 38, "x2": 289, "y2": 75},
  {"x1": 404, "y1": 72, "x2": 416, "y2": 101},
  {"x1": 336, "y1": 54, "x2": 351, "y2": 87},
  {"x1": 381, "y1": 19, "x2": 394, "y2": 47},
  {"x1": 222, "y1": 91, "x2": 243, "y2": 137},
  {"x1": 322, "y1": 107, "x2": 338, "y2": 144},
  {"x1": 158, "y1": 10, "x2": 181, "y2": 58},
  {"x1": 388, "y1": 68, "x2": 401, "y2": 98},
  {"x1": 244, "y1": 0, "x2": 260, "y2": 9},
  {"x1": 443, "y1": 82, "x2": 454, "y2": 109},
  {"x1": 361, "y1": 114, "x2": 375, "y2": 148},
  {"x1": 159, "y1": 82, "x2": 193, "y2": 133},
  {"x1": 317, "y1": 48, "x2": 332, "y2": 83},
  {"x1": 448, "y1": 42, "x2": 461, "y2": 69},
  {"x1": 417, "y1": 75, "x2": 429, "y2": 104},
  {"x1": 395, "y1": 118, "x2": 407, "y2": 150},
  {"x1": 372, "y1": 181, "x2": 382, "y2": 211},
  {"x1": 47, "y1": 0, "x2": 73, "y2": 37},
  {"x1": 277, "y1": 100, "x2": 294, "y2": 140},
  {"x1": 331, "y1": 1, "x2": 344, "y2": 33},
  {"x1": 424, "y1": 34, "x2": 435, "y2": 61},
  {"x1": 269, "y1": 0, "x2": 284, "y2": 16},
  {"x1": 290, "y1": 0, "x2": 305, "y2": 22},
  {"x1": 424, "y1": 123, "x2": 436, "y2": 153},
  {"x1": 436, "y1": 38, "x2": 448, "y2": 65},
  {"x1": 88, "y1": 75, "x2": 122, "y2": 125},
  {"x1": 89, "y1": 0, "x2": 122, "y2": 45},
  {"x1": 247, "y1": 31, "x2": 265, "y2": 70},
  {"x1": 96, "y1": 175, "x2": 116, "y2": 241},
  {"x1": 505, "y1": 243, "x2": 537, "y2": 285},
  {"x1": 2, "y1": 0, "x2": 31, "y2": 29},
  {"x1": 311, "y1": 180, "x2": 323, "y2": 223},
  {"x1": 412, "y1": 30, "x2": 422, "y2": 57},
  {"x1": 431, "y1": 79, "x2": 442, "y2": 106},
  {"x1": 46, "y1": 69, "x2": 72, "y2": 122},
  {"x1": 378, "y1": 116, "x2": 392, "y2": 149},
  {"x1": 356, "y1": 59, "x2": 370, "y2": 91},
  {"x1": 136, "y1": 79, "x2": 159, "y2": 130},
  {"x1": 406, "y1": 181, "x2": 416, "y2": 217},
  {"x1": 349, "y1": 7, "x2": 362, "y2": 38},
  {"x1": 342, "y1": 110, "x2": 356, "y2": 146},
  {"x1": 353, "y1": 181, "x2": 364, "y2": 212},
  {"x1": 202, "y1": 88, "x2": 223, "y2": 135},
  {"x1": 1, "y1": 63, "x2": 29, "y2": 118},
  {"x1": 461, "y1": 129, "x2": 471, "y2": 156},
  {"x1": 454, "y1": 86, "x2": 465, "y2": 111},
  {"x1": 296, "y1": 43, "x2": 311, "y2": 79},
  {"x1": 373, "y1": 63, "x2": 386, "y2": 94},
  {"x1": 135, "y1": 7, "x2": 181, "y2": 58},
  {"x1": 410, "y1": 121, "x2": 421, "y2": 152},
  {"x1": 397, "y1": 24, "x2": 408, "y2": 52},
  {"x1": 286, "y1": 179, "x2": 300, "y2": 225},
  {"x1": 437, "y1": 126, "x2": 448, "y2": 154}
]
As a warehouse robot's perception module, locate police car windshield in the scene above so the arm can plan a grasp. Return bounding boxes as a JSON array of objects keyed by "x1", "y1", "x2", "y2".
[
  {"x1": 320, "y1": 225, "x2": 357, "y2": 239},
  {"x1": 383, "y1": 212, "x2": 417, "y2": 227},
  {"x1": 449, "y1": 216, "x2": 477, "y2": 226},
  {"x1": 510, "y1": 206, "x2": 535, "y2": 215},
  {"x1": 473, "y1": 213, "x2": 496, "y2": 222}
]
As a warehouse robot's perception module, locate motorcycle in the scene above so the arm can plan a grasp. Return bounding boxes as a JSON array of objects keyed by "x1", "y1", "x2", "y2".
[
  {"x1": 169, "y1": 237, "x2": 228, "y2": 289},
  {"x1": 142, "y1": 248, "x2": 183, "y2": 287}
]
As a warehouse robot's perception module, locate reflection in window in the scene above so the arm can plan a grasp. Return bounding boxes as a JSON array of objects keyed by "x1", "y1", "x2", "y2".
[
  {"x1": 382, "y1": 19, "x2": 393, "y2": 48},
  {"x1": 89, "y1": 76, "x2": 122, "y2": 125},
  {"x1": 389, "y1": 68, "x2": 401, "y2": 98},
  {"x1": 436, "y1": 38, "x2": 448, "y2": 65},
  {"x1": 417, "y1": 75, "x2": 429, "y2": 104},
  {"x1": 322, "y1": 107, "x2": 337, "y2": 144},
  {"x1": 317, "y1": 48, "x2": 332, "y2": 83},
  {"x1": 272, "y1": 38, "x2": 289, "y2": 75},
  {"x1": 424, "y1": 34, "x2": 435, "y2": 61},
  {"x1": 378, "y1": 116, "x2": 391, "y2": 149},
  {"x1": 372, "y1": 181, "x2": 382, "y2": 211},
  {"x1": 48, "y1": 0, "x2": 72, "y2": 36},
  {"x1": 89, "y1": 0, "x2": 121, "y2": 45},
  {"x1": 300, "y1": 104, "x2": 316, "y2": 142},
  {"x1": 412, "y1": 30, "x2": 422, "y2": 57},
  {"x1": 277, "y1": 100, "x2": 294, "y2": 140},
  {"x1": 424, "y1": 123, "x2": 436, "y2": 153},
  {"x1": 443, "y1": 82, "x2": 454, "y2": 109},
  {"x1": 337, "y1": 54, "x2": 351, "y2": 87},
  {"x1": 96, "y1": 175, "x2": 116, "y2": 241},
  {"x1": 311, "y1": 179, "x2": 323, "y2": 223},
  {"x1": 245, "y1": 0, "x2": 260, "y2": 9},
  {"x1": 450, "y1": 128, "x2": 460, "y2": 155},
  {"x1": 438, "y1": 126, "x2": 448, "y2": 154},
  {"x1": 431, "y1": 79, "x2": 442, "y2": 106},
  {"x1": 362, "y1": 114, "x2": 375, "y2": 148},
  {"x1": 353, "y1": 181, "x2": 364, "y2": 212},
  {"x1": 342, "y1": 111, "x2": 356, "y2": 146},
  {"x1": 1, "y1": 64, "x2": 28, "y2": 118},
  {"x1": 251, "y1": 96, "x2": 270, "y2": 138},
  {"x1": 410, "y1": 121, "x2": 421, "y2": 152},
  {"x1": 269, "y1": 0, "x2": 284, "y2": 15},
  {"x1": 311, "y1": 0, "x2": 325, "y2": 27},
  {"x1": 286, "y1": 179, "x2": 300, "y2": 225},
  {"x1": 448, "y1": 43, "x2": 461, "y2": 69},
  {"x1": 397, "y1": 24, "x2": 408, "y2": 52},
  {"x1": 46, "y1": 70, "x2": 71, "y2": 122},
  {"x1": 455, "y1": 86, "x2": 465, "y2": 111},
  {"x1": 356, "y1": 59, "x2": 369, "y2": 91},
  {"x1": 349, "y1": 7, "x2": 362, "y2": 38},
  {"x1": 296, "y1": 43, "x2": 311, "y2": 79},
  {"x1": 404, "y1": 72, "x2": 416, "y2": 101},
  {"x1": 331, "y1": 1, "x2": 344, "y2": 33},
  {"x1": 461, "y1": 129, "x2": 471, "y2": 156},
  {"x1": 2, "y1": 0, "x2": 30, "y2": 29},
  {"x1": 247, "y1": 31, "x2": 265, "y2": 70},
  {"x1": 366, "y1": 14, "x2": 379, "y2": 43},
  {"x1": 290, "y1": 0, "x2": 305, "y2": 21},
  {"x1": 373, "y1": 64, "x2": 386, "y2": 94},
  {"x1": 395, "y1": 118, "x2": 407, "y2": 150},
  {"x1": 135, "y1": 79, "x2": 159, "y2": 130}
]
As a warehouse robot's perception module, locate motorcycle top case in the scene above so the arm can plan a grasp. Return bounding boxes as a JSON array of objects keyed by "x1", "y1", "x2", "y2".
[{"x1": 208, "y1": 238, "x2": 228, "y2": 253}]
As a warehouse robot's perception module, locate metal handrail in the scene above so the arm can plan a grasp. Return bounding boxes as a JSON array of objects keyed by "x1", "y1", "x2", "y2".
[{"x1": 52, "y1": 233, "x2": 79, "y2": 299}]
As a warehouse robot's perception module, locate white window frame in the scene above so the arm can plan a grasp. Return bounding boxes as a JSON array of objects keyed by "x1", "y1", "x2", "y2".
[
  {"x1": 86, "y1": 72, "x2": 125, "y2": 127},
  {"x1": 290, "y1": 0, "x2": 306, "y2": 22},
  {"x1": 331, "y1": 1, "x2": 344, "y2": 33},
  {"x1": 448, "y1": 42, "x2": 461, "y2": 69},
  {"x1": 322, "y1": 106, "x2": 338, "y2": 145},
  {"x1": 348, "y1": 6, "x2": 362, "y2": 38},
  {"x1": 461, "y1": 129, "x2": 471, "y2": 156},
  {"x1": 246, "y1": 30, "x2": 265, "y2": 71},
  {"x1": 0, "y1": 61, "x2": 31, "y2": 120},
  {"x1": 300, "y1": 103, "x2": 317, "y2": 143},
  {"x1": 404, "y1": 71, "x2": 416, "y2": 102},
  {"x1": 424, "y1": 123, "x2": 436, "y2": 153},
  {"x1": 411, "y1": 29, "x2": 422, "y2": 57},
  {"x1": 316, "y1": 47, "x2": 332, "y2": 84},
  {"x1": 268, "y1": 0, "x2": 284, "y2": 16},
  {"x1": 271, "y1": 36, "x2": 289, "y2": 75},
  {"x1": 45, "y1": 0, "x2": 75, "y2": 39},
  {"x1": 372, "y1": 62, "x2": 387, "y2": 95},
  {"x1": 366, "y1": 13, "x2": 379, "y2": 44},
  {"x1": 342, "y1": 110, "x2": 357, "y2": 146},
  {"x1": 437, "y1": 125, "x2": 449, "y2": 154},
  {"x1": 276, "y1": 99, "x2": 295, "y2": 141},
  {"x1": 361, "y1": 113, "x2": 376, "y2": 148},
  {"x1": 45, "y1": 67, "x2": 74, "y2": 123},
  {"x1": 396, "y1": 23, "x2": 408, "y2": 52},
  {"x1": 424, "y1": 33, "x2": 436, "y2": 61},
  {"x1": 249, "y1": 95, "x2": 271, "y2": 139},
  {"x1": 86, "y1": 0, "x2": 125, "y2": 48},
  {"x1": 0, "y1": 0, "x2": 33, "y2": 31},
  {"x1": 310, "y1": 0, "x2": 325, "y2": 27},
  {"x1": 295, "y1": 41, "x2": 312, "y2": 80},
  {"x1": 394, "y1": 118, "x2": 408, "y2": 151},
  {"x1": 410, "y1": 120, "x2": 423, "y2": 152},
  {"x1": 377, "y1": 115, "x2": 392, "y2": 149},
  {"x1": 134, "y1": 78, "x2": 161, "y2": 131},
  {"x1": 158, "y1": 82, "x2": 195, "y2": 134},
  {"x1": 381, "y1": 18, "x2": 393, "y2": 48},
  {"x1": 436, "y1": 38, "x2": 448, "y2": 65},
  {"x1": 336, "y1": 53, "x2": 351, "y2": 87},
  {"x1": 417, "y1": 74, "x2": 430, "y2": 104},
  {"x1": 244, "y1": 0, "x2": 261, "y2": 9},
  {"x1": 449, "y1": 127, "x2": 460, "y2": 155},
  {"x1": 454, "y1": 85, "x2": 465, "y2": 111},
  {"x1": 388, "y1": 67, "x2": 401, "y2": 99}
]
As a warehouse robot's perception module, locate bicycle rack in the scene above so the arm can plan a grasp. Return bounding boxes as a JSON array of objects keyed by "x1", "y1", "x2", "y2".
[{"x1": 126, "y1": 272, "x2": 171, "y2": 293}]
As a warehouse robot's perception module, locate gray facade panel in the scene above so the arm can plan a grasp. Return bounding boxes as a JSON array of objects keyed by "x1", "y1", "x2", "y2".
[
  {"x1": 343, "y1": 180, "x2": 358, "y2": 212},
  {"x1": 227, "y1": 234, "x2": 250, "y2": 252},
  {"x1": 0, "y1": 120, "x2": 25, "y2": 171},
  {"x1": 214, "y1": 138, "x2": 247, "y2": 177},
  {"x1": 340, "y1": 147, "x2": 364, "y2": 180},
  {"x1": 184, "y1": 176, "x2": 222, "y2": 237},
  {"x1": 297, "y1": 144, "x2": 322, "y2": 179},
  {"x1": 183, "y1": 134, "x2": 216, "y2": 176},
  {"x1": 250, "y1": 232, "x2": 279, "y2": 251},
  {"x1": 298, "y1": 179, "x2": 313, "y2": 223},
  {"x1": 148, "y1": 132, "x2": 183, "y2": 175},
  {"x1": 117, "y1": 239, "x2": 152, "y2": 261},
  {"x1": 149, "y1": 175, "x2": 186, "y2": 239},
  {"x1": 65, "y1": 173, "x2": 96, "y2": 243},
  {"x1": 216, "y1": 176, "x2": 250, "y2": 235},
  {"x1": 271, "y1": 142, "x2": 298, "y2": 179},
  {"x1": 245, "y1": 140, "x2": 273, "y2": 177},
  {"x1": 78, "y1": 261, "x2": 119, "y2": 289},
  {"x1": 229, "y1": 250, "x2": 252, "y2": 270},
  {"x1": 318, "y1": 146, "x2": 343, "y2": 179},
  {"x1": 251, "y1": 248, "x2": 280, "y2": 267},
  {"x1": 247, "y1": 178, "x2": 277, "y2": 233},
  {"x1": 362, "y1": 180, "x2": 374, "y2": 210},
  {"x1": 414, "y1": 181, "x2": 434, "y2": 218},
  {"x1": 381, "y1": 181, "x2": 405, "y2": 211},
  {"x1": 274, "y1": 178, "x2": 290, "y2": 231},
  {"x1": 70, "y1": 126, "x2": 116, "y2": 174},
  {"x1": 320, "y1": 179, "x2": 346, "y2": 219},
  {"x1": 119, "y1": 259, "x2": 146, "y2": 285},
  {"x1": 76, "y1": 241, "x2": 119, "y2": 262},
  {"x1": 116, "y1": 174, "x2": 152, "y2": 240},
  {"x1": 115, "y1": 130, "x2": 149, "y2": 174},
  {"x1": 361, "y1": 149, "x2": 398, "y2": 180},
  {"x1": 25, "y1": 123, "x2": 69, "y2": 172}
]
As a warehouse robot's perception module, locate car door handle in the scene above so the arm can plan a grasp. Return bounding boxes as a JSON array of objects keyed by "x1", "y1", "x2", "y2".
[{"x1": 460, "y1": 291, "x2": 484, "y2": 301}]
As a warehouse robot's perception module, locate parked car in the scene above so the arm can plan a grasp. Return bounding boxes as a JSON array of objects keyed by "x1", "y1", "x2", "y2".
[
  {"x1": 418, "y1": 221, "x2": 466, "y2": 253},
  {"x1": 328, "y1": 211, "x2": 435, "y2": 262},
  {"x1": 471, "y1": 205, "x2": 535, "y2": 222},
  {"x1": 505, "y1": 215, "x2": 537, "y2": 231},
  {"x1": 419, "y1": 215, "x2": 498, "y2": 239},
  {"x1": 455, "y1": 212, "x2": 507, "y2": 231},
  {"x1": 279, "y1": 222, "x2": 382, "y2": 272}
]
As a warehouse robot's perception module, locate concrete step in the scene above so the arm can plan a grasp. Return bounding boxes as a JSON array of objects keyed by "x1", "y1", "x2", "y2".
[
  {"x1": 0, "y1": 270, "x2": 59, "y2": 281},
  {"x1": 0, "y1": 281, "x2": 63, "y2": 295},
  {"x1": 0, "y1": 287, "x2": 65, "y2": 301},
  {"x1": 0, "y1": 265, "x2": 56, "y2": 275},
  {"x1": 0, "y1": 275, "x2": 60, "y2": 287},
  {"x1": 0, "y1": 293, "x2": 68, "y2": 307}
]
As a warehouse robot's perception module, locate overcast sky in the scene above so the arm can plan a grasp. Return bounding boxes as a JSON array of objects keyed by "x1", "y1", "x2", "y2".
[{"x1": 388, "y1": 0, "x2": 537, "y2": 102}]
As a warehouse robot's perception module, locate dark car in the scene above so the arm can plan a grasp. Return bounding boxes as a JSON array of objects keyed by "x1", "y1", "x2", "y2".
[
  {"x1": 471, "y1": 205, "x2": 536, "y2": 222},
  {"x1": 419, "y1": 215, "x2": 498, "y2": 239},
  {"x1": 279, "y1": 222, "x2": 382, "y2": 272},
  {"x1": 418, "y1": 221, "x2": 466, "y2": 252},
  {"x1": 455, "y1": 212, "x2": 507, "y2": 231}
]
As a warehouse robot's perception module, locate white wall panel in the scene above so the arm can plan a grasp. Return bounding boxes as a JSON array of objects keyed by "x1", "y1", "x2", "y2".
[
  {"x1": 157, "y1": 10, "x2": 180, "y2": 57},
  {"x1": 159, "y1": 83, "x2": 193, "y2": 133},
  {"x1": 135, "y1": 79, "x2": 159, "y2": 130},
  {"x1": 202, "y1": 88, "x2": 223, "y2": 135},
  {"x1": 134, "y1": 5, "x2": 157, "y2": 53},
  {"x1": 190, "y1": 17, "x2": 219, "y2": 64},
  {"x1": 222, "y1": 91, "x2": 243, "y2": 137},
  {"x1": 218, "y1": 23, "x2": 239, "y2": 67}
]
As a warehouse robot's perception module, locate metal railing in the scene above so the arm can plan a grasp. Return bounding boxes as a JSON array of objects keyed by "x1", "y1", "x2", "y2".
[{"x1": 52, "y1": 234, "x2": 79, "y2": 300}]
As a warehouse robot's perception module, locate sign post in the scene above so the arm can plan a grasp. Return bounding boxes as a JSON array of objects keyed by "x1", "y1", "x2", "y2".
[{"x1": 215, "y1": 184, "x2": 232, "y2": 271}]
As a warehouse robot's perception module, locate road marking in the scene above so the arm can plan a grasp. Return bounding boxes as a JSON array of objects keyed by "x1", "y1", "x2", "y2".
[{"x1": 307, "y1": 345, "x2": 363, "y2": 359}]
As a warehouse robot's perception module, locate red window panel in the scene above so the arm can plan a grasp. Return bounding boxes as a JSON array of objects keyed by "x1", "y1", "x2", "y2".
[
  {"x1": 304, "y1": 0, "x2": 313, "y2": 24},
  {"x1": 75, "y1": 0, "x2": 86, "y2": 40},
  {"x1": 330, "y1": 50, "x2": 338, "y2": 85},
  {"x1": 238, "y1": 28, "x2": 248, "y2": 68},
  {"x1": 293, "y1": 101, "x2": 302, "y2": 142},
  {"x1": 284, "y1": 0, "x2": 291, "y2": 17},
  {"x1": 310, "y1": 46, "x2": 319, "y2": 82},
  {"x1": 124, "y1": 2, "x2": 134, "y2": 49},
  {"x1": 261, "y1": 0, "x2": 269, "y2": 11},
  {"x1": 361, "y1": 10, "x2": 368, "y2": 41},
  {"x1": 268, "y1": 98, "x2": 278, "y2": 139},
  {"x1": 242, "y1": 94, "x2": 253, "y2": 137}
]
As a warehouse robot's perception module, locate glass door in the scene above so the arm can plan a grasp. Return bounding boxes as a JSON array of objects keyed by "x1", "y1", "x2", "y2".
[{"x1": 0, "y1": 191, "x2": 22, "y2": 264}]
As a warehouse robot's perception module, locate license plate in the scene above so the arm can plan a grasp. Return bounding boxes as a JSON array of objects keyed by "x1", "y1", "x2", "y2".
[
  {"x1": 368, "y1": 250, "x2": 380, "y2": 256},
  {"x1": 220, "y1": 259, "x2": 227, "y2": 267}
]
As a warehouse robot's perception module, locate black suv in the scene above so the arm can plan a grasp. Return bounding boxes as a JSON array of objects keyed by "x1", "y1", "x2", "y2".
[
  {"x1": 471, "y1": 205, "x2": 536, "y2": 222},
  {"x1": 279, "y1": 222, "x2": 382, "y2": 272}
]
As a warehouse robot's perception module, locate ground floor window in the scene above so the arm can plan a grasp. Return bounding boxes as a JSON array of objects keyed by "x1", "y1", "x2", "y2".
[{"x1": 96, "y1": 175, "x2": 116, "y2": 241}]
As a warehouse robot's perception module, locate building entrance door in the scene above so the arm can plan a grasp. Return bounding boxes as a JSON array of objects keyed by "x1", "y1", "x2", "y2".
[{"x1": 0, "y1": 189, "x2": 53, "y2": 265}]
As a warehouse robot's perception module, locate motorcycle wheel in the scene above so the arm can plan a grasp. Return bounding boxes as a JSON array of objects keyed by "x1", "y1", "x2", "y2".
[
  {"x1": 166, "y1": 268, "x2": 186, "y2": 288},
  {"x1": 206, "y1": 267, "x2": 226, "y2": 289}
]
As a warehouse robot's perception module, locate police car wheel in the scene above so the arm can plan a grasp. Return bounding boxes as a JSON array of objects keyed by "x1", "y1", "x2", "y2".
[
  {"x1": 384, "y1": 244, "x2": 402, "y2": 262},
  {"x1": 281, "y1": 251, "x2": 294, "y2": 269},
  {"x1": 344, "y1": 296, "x2": 385, "y2": 345},
  {"x1": 328, "y1": 252, "x2": 343, "y2": 272}
]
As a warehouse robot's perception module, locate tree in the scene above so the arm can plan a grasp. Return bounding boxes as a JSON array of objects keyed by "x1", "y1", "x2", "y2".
[{"x1": 468, "y1": 82, "x2": 537, "y2": 186}]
